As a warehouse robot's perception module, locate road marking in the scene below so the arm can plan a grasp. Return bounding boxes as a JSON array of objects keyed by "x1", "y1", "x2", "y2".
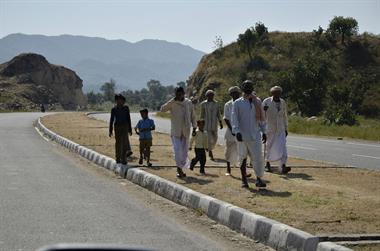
[
  {"x1": 347, "y1": 142, "x2": 380, "y2": 148},
  {"x1": 287, "y1": 144, "x2": 317, "y2": 150},
  {"x1": 352, "y1": 154, "x2": 380, "y2": 160},
  {"x1": 288, "y1": 137, "x2": 341, "y2": 144},
  {"x1": 34, "y1": 127, "x2": 50, "y2": 142}
]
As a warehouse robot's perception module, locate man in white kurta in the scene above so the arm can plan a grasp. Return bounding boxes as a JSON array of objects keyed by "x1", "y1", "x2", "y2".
[
  {"x1": 161, "y1": 87, "x2": 197, "y2": 178},
  {"x1": 231, "y1": 80, "x2": 267, "y2": 188},
  {"x1": 262, "y1": 86, "x2": 291, "y2": 174},
  {"x1": 200, "y1": 90, "x2": 223, "y2": 161},
  {"x1": 223, "y1": 86, "x2": 241, "y2": 175}
]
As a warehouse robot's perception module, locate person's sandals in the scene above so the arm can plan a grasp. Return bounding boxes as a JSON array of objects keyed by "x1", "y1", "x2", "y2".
[
  {"x1": 266, "y1": 162, "x2": 273, "y2": 172},
  {"x1": 147, "y1": 162, "x2": 152, "y2": 167},
  {"x1": 281, "y1": 164, "x2": 291, "y2": 174},
  {"x1": 138, "y1": 158, "x2": 143, "y2": 165},
  {"x1": 241, "y1": 183, "x2": 249, "y2": 188},
  {"x1": 255, "y1": 178, "x2": 267, "y2": 188},
  {"x1": 176, "y1": 172, "x2": 187, "y2": 178},
  {"x1": 176, "y1": 168, "x2": 187, "y2": 178}
]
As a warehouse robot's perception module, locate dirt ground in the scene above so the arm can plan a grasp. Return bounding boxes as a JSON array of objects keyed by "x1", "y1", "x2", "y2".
[{"x1": 42, "y1": 112, "x2": 380, "y2": 236}]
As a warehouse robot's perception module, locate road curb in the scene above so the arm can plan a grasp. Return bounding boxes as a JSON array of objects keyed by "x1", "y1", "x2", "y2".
[{"x1": 36, "y1": 116, "x2": 352, "y2": 251}]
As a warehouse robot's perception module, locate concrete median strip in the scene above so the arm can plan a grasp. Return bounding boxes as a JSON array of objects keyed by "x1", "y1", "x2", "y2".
[{"x1": 36, "y1": 117, "x2": 352, "y2": 251}]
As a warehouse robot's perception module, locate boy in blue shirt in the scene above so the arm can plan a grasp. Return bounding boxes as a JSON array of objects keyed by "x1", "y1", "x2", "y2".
[{"x1": 135, "y1": 109, "x2": 155, "y2": 167}]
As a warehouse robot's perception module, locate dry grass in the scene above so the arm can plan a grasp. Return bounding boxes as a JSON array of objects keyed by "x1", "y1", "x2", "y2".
[{"x1": 42, "y1": 112, "x2": 380, "y2": 236}]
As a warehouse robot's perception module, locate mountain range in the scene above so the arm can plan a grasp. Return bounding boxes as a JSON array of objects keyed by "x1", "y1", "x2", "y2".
[{"x1": 0, "y1": 33, "x2": 205, "y2": 92}]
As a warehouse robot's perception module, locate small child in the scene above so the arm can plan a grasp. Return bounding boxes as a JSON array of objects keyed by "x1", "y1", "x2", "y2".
[
  {"x1": 189, "y1": 119, "x2": 208, "y2": 175},
  {"x1": 135, "y1": 109, "x2": 155, "y2": 167}
]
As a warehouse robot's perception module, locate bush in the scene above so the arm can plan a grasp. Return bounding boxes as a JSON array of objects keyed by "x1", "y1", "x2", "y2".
[
  {"x1": 324, "y1": 104, "x2": 357, "y2": 126},
  {"x1": 247, "y1": 55, "x2": 270, "y2": 71}
]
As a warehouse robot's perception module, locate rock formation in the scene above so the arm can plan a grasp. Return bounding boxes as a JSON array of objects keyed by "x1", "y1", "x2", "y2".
[{"x1": 0, "y1": 53, "x2": 87, "y2": 110}]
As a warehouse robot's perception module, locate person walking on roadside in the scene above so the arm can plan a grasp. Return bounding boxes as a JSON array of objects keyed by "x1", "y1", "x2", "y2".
[
  {"x1": 223, "y1": 86, "x2": 241, "y2": 176},
  {"x1": 109, "y1": 94, "x2": 133, "y2": 171},
  {"x1": 160, "y1": 87, "x2": 197, "y2": 178},
  {"x1": 262, "y1": 86, "x2": 291, "y2": 174},
  {"x1": 189, "y1": 119, "x2": 208, "y2": 175},
  {"x1": 231, "y1": 80, "x2": 267, "y2": 188},
  {"x1": 135, "y1": 108, "x2": 155, "y2": 167},
  {"x1": 200, "y1": 90, "x2": 223, "y2": 161}
]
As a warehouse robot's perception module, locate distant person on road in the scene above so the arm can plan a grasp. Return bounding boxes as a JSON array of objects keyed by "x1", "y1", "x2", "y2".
[
  {"x1": 109, "y1": 94, "x2": 132, "y2": 169},
  {"x1": 160, "y1": 87, "x2": 197, "y2": 178},
  {"x1": 135, "y1": 108, "x2": 155, "y2": 167},
  {"x1": 223, "y1": 86, "x2": 241, "y2": 176},
  {"x1": 200, "y1": 90, "x2": 223, "y2": 161},
  {"x1": 262, "y1": 86, "x2": 290, "y2": 174},
  {"x1": 189, "y1": 119, "x2": 208, "y2": 175},
  {"x1": 231, "y1": 80, "x2": 267, "y2": 188},
  {"x1": 40, "y1": 104, "x2": 45, "y2": 113}
]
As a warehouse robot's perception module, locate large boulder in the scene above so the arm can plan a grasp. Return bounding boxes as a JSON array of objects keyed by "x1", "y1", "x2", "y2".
[{"x1": 0, "y1": 53, "x2": 87, "y2": 110}]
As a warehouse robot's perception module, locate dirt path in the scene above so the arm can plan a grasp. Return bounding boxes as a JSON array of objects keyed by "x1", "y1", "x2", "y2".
[{"x1": 42, "y1": 112, "x2": 380, "y2": 236}]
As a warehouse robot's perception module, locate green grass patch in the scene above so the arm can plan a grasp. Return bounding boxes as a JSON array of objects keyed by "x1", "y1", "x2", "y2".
[
  {"x1": 288, "y1": 115, "x2": 380, "y2": 141},
  {"x1": 155, "y1": 111, "x2": 171, "y2": 119},
  {"x1": 156, "y1": 112, "x2": 379, "y2": 141}
]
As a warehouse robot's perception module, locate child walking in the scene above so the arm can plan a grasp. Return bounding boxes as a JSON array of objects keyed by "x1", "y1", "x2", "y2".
[
  {"x1": 189, "y1": 120, "x2": 208, "y2": 175},
  {"x1": 109, "y1": 94, "x2": 132, "y2": 170},
  {"x1": 135, "y1": 109, "x2": 155, "y2": 167}
]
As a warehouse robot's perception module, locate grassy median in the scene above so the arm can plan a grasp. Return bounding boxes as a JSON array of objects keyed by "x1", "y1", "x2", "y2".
[
  {"x1": 157, "y1": 112, "x2": 380, "y2": 142},
  {"x1": 42, "y1": 112, "x2": 380, "y2": 237}
]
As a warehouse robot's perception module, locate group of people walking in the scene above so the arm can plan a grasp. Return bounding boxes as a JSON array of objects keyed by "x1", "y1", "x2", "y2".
[{"x1": 109, "y1": 79, "x2": 290, "y2": 189}]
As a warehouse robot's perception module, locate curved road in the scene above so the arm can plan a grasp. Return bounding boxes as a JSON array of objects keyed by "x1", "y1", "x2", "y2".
[
  {"x1": 93, "y1": 113, "x2": 380, "y2": 170},
  {"x1": 0, "y1": 112, "x2": 270, "y2": 251}
]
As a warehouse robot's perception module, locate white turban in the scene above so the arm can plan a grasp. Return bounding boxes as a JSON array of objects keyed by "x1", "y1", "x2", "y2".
[
  {"x1": 228, "y1": 86, "x2": 241, "y2": 94},
  {"x1": 205, "y1": 89, "x2": 215, "y2": 96},
  {"x1": 270, "y1": 86, "x2": 283, "y2": 93}
]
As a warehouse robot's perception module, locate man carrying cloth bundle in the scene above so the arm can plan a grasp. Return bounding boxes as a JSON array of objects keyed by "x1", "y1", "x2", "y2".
[{"x1": 160, "y1": 87, "x2": 197, "y2": 178}]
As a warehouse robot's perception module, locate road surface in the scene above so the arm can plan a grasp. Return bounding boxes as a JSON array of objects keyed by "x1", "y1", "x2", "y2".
[
  {"x1": 0, "y1": 112, "x2": 270, "y2": 251},
  {"x1": 93, "y1": 113, "x2": 380, "y2": 170}
]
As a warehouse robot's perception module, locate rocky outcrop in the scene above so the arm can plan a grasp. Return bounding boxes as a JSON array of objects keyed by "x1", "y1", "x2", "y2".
[{"x1": 0, "y1": 53, "x2": 87, "y2": 110}]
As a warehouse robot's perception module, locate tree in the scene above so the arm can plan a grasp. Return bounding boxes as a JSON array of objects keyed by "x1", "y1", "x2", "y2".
[
  {"x1": 237, "y1": 28, "x2": 257, "y2": 61},
  {"x1": 327, "y1": 16, "x2": 358, "y2": 45},
  {"x1": 255, "y1": 22, "x2": 268, "y2": 38},
  {"x1": 176, "y1": 81, "x2": 186, "y2": 89},
  {"x1": 86, "y1": 91, "x2": 104, "y2": 105},
  {"x1": 280, "y1": 52, "x2": 331, "y2": 116},
  {"x1": 213, "y1": 36, "x2": 223, "y2": 50},
  {"x1": 100, "y1": 79, "x2": 116, "y2": 102},
  {"x1": 325, "y1": 85, "x2": 357, "y2": 125}
]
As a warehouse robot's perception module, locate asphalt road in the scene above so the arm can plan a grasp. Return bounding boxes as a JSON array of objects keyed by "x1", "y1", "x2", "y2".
[
  {"x1": 0, "y1": 112, "x2": 270, "y2": 251},
  {"x1": 93, "y1": 113, "x2": 380, "y2": 170}
]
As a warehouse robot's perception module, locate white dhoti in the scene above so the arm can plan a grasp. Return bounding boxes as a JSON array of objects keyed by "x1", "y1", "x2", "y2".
[
  {"x1": 238, "y1": 140, "x2": 264, "y2": 178},
  {"x1": 224, "y1": 129, "x2": 238, "y2": 166},
  {"x1": 266, "y1": 131, "x2": 287, "y2": 166},
  {"x1": 171, "y1": 136, "x2": 190, "y2": 169},
  {"x1": 208, "y1": 130, "x2": 218, "y2": 150}
]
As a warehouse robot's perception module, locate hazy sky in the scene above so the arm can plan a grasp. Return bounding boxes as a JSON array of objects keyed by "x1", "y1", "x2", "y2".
[{"x1": 0, "y1": 0, "x2": 379, "y2": 52}]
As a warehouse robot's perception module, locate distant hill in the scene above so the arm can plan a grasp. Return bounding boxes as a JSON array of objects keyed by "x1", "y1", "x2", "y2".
[
  {"x1": 0, "y1": 53, "x2": 87, "y2": 111},
  {"x1": 187, "y1": 31, "x2": 380, "y2": 118},
  {"x1": 0, "y1": 33, "x2": 205, "y2": 92}
]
